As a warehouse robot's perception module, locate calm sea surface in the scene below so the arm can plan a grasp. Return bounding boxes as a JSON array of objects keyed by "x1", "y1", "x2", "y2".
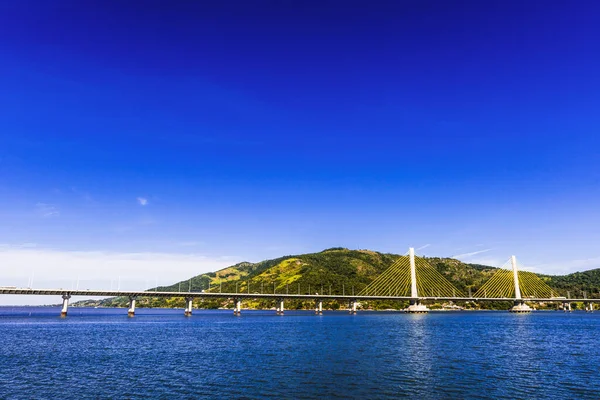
[{"x1": 1, "y1": 307, "x2": 599, "y2": 399}]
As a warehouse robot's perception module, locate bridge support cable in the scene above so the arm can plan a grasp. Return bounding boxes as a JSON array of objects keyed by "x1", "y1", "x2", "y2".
[
  {"x1": 474, "y1": 256, "x2": 555, "y2": 312},
  {"x1": 412, "y1": 251, "x2": 464, "y2": 298},
  {"x1": 359, "y1": 248, "x2": 464, "y2": 312},
  {"x1": 381, "y1": 259, "x2": 411, "y2": 297},
  {"x1": 476, "y1": 269, "x2": 514, "y2": 298},
  {"x1": 414, "y1": 258, "x2": 461, "y2": 298},
  {"x1": 383, "y1": 260, "x2": 411, "y2": 297},
  {"x1": 360, "y1": 257, "x2": 410, "y2": 296},
  {"x1": 517, "y1": 272, "x2": 555, "y2": 298},
  {"x1": 60, "y1": 294, "x2": 71, "y2": 317},
  {"x1": 371, "y1": 257, "x2": 406, "y2": 297},
  {"x1": 474, "y1": 257, "x2": 555, "y2": 302},
  {"x1": 358, "y1": 256, "x2": 411, "y2": 296},
  {"x1": 474, "y1": 259, "x2": 514, "y2": 298}
]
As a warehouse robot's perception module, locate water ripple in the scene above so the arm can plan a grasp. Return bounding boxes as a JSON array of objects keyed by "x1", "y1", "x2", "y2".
[{"x1": 1, "y1": 309, "x2": 600, "y2": 399}]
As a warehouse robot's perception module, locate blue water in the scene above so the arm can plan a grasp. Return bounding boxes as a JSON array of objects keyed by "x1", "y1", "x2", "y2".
[{"x1": 1, "y1": 308, "x2": 599, "y2": 399}]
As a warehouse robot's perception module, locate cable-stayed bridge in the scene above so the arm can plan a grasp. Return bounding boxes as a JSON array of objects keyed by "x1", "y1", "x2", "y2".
[{"x1": 1, "y1": 248, "x2": 596, "y2": 316}]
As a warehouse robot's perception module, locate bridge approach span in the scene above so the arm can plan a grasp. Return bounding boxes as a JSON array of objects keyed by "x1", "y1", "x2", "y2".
[{"x1": 0, "y1": 288, "x2": 595, "y2": 316}]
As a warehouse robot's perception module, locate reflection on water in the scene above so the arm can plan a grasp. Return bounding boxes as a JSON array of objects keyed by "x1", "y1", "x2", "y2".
[{"x1": 1, "y1": 308, "x2": 599, "y2": 399}]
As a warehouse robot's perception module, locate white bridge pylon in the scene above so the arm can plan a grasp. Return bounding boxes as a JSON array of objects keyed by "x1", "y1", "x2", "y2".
[
  {"x1": 512, "y1": 256, "x2": 522, "y2": 300},
  {"x1": 406, "y1": 247, "x2": 430, "y2": 313},
  {"x1": 509, "y1": 255, "x2": 532, "y2": 313}
]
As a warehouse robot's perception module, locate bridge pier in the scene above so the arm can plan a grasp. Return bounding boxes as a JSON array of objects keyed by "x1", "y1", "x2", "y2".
[
  {"x1": 276, "y1": 299, "x2": 284, "y2": 315},
  {"x1": 406, "y1": 299, "x2": 429, "y2": 313},
  {"x1": 315, "y1": 300, "x2": 323, "y2": 315},
  {"x1": 590, "y1": 303, "x2": 594, "y2": 313},
  {"x1": 60, "y1": 294, "x2": 71, "y2": 317},
  {"x1": 184, "y1": 297, "x2": 193, "y2": 316},
  {"x1": 128, "y1": 296, "x2": 137, "y2": 317},
  {"x1": 233, "y1": 299, "x2": 241, "y2": 315},
  {"x1": 349, "y1": 300, "x2": 357, "y2": 314},
  {"x1": 563, "y1": 302, "x2": 572, "y2": 312},
  {"x1": 510, "y1": 300, "x2": 532, "y2": 313}
]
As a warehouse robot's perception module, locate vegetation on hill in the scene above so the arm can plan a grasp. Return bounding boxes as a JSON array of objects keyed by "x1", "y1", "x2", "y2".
[{"x1": 75, "y1": 248, "x2": 600, "y2": 311}]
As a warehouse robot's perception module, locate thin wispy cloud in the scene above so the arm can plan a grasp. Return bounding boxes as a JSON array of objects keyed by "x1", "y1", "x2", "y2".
[
  {"x1": 71, "y1": 187, "x2": 94, "y2": 203},
  {"x1": 137, "y1": 197, "x2": 148, "y2": 206},
  {"x1": 416, "y1": 244, "x2": 431, "y2": 251},
  {"x1": 35, "y1": 203, "x2": 59, "y2": 218},
  {"x1": 0, "y1": 243, "x2": 37, "y2": 249},
  {"x1": 465, "y1": 256, "x2": 506, "y2": 269},
  {"x1": 176, "y1": 241, "x2": 205, "y2": 247},
  {"x1": 526, "y1": 256, "x2": 600, "y2": 275},
  {"x1": 452, "y1": 248, "x2": 493, "y2": 259}
]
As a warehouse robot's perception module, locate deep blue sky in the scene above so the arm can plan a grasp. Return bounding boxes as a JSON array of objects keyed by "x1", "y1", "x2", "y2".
[{"x1": 1, "y1": 0, "x2": 600, "y2": 289}]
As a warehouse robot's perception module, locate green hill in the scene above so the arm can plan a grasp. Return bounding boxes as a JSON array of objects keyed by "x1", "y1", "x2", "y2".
[{"x1": 76, "y1": 248, "x2": 600, "y2": 310}]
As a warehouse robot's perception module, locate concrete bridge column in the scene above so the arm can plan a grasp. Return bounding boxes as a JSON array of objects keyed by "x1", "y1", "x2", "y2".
[
  {"x1": 184, "y1": 297, "x2": 193, "y2": 316},
  {"x1": 349, "y1": 300, "x2": 357, "y2": 314},
  {"x1": 60, "y1": 294, "x2": 71, "y2": 317},
  {"x1": 590, "y1": 303, "x2": 594, "y2": 313},
  {"x1": 510, "y1": 300, "x2": 531, "y2": 313},
  {"x1": 315, "y1": 300, "x2": 323, "y2": 315},
  {"x1": 406, "y1": 299, "x2": 428, "y2": 313},
  {"x1": 233, "y1": 299, "x2": 241, "y2": 315},
  {"x1": 277, "y1": 299, "x2": 284, "y2": 315},
  {"x1": 128, "y1": 296, "x2": 137, "y2": 317}
]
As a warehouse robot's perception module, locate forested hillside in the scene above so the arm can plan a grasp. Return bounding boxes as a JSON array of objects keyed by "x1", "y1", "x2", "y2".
[{"x1": 76, "y1": 248, "x2": 600, "y2": 309}]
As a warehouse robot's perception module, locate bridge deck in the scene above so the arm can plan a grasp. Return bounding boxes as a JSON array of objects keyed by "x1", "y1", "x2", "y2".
[{"x1": 0, "y1": 288, "x2": 594, "y2": 302}]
